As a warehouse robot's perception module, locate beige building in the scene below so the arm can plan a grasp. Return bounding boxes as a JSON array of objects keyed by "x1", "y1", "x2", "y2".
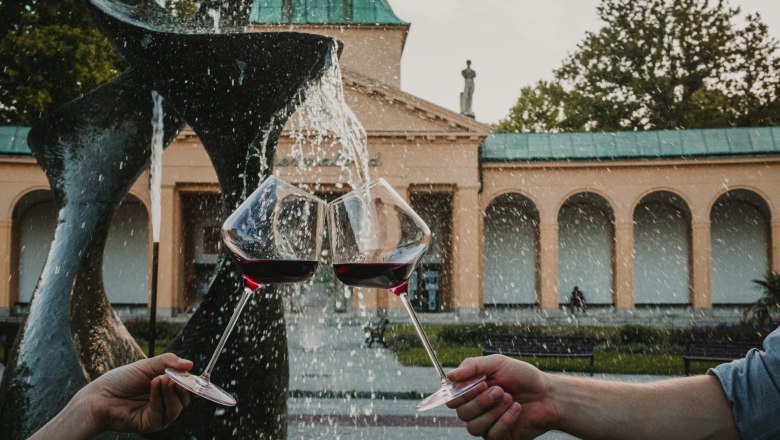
[{"x1": 0, "y1": 0, "x2": 778, "y2": 320}]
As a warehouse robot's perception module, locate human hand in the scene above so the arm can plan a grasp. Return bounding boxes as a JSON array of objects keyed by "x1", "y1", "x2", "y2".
[
  {"x1": 29, "y1": 353, "x2": 194, "y2": 440},
  {"x1": 79, "y1": 353, "x2": 193, "y2": 434},
  {"x1": 446, "y1": 355, "x2": 559, "y2": 439}
]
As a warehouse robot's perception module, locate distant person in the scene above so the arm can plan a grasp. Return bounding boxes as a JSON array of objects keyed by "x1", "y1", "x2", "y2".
[
  {"x1": 446, "y1": 326, "x2": 780, "y2": 439},
  {"x1": 29, "y1": 354, "x2": 193, "y2": 439},
  {"x1": 569, "y1": 286, "x2": 587, "y2": 314}
]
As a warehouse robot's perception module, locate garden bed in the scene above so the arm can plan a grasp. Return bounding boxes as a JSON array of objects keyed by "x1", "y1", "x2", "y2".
[{"x1": 385, "y1": 323, "x2": 768, "y2": 376}]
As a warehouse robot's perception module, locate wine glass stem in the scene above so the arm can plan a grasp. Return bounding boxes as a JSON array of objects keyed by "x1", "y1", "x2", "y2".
[
  {"x1": 398, "y1": 292, "x2": 447, "y2": 381},
  {"x1": 201, "y1": 285, "x2": 255, "y2": 381}
]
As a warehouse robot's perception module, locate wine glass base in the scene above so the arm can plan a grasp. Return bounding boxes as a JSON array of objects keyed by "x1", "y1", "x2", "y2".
[
  {"x1": 165, "y1": 368, "x2": 237, "y2": 406},
  {"x1": 416, "y1": 375, "x2": 487, "y2": 412}
]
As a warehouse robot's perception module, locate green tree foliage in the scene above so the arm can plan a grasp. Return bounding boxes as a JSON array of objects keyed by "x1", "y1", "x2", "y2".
[
  {"x1": 0, "y1": 0, "x2": 122, "y2": 124},
  {"x1": 496, "y1": 0, "x2": 780, "y2": 132},
  {"x1": 744, "y1": 272, "x2": 780, "y2": 330}
]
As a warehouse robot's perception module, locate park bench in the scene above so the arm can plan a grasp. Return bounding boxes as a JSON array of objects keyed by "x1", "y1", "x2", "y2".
[
  {"x1": 363, "y1": 318, "x2": 389, "y2": 348},
  {"x1": 483, "y1": 335, "x2": 596, "y2": 376},
  {"x1": 1, "y1": 318, "x2": 21, "y2": 364},
  {"x1": 683, "y1": 340, "x2": 763, "y2": 375}
]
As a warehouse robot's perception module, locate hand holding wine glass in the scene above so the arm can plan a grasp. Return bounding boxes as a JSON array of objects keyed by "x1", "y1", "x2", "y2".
[
  {"x1": 165, "y1": 176, "x2": 326, "y2": 406},
  {"x1": 328, "y1": 179, "x2": 486, "y2": 411}
]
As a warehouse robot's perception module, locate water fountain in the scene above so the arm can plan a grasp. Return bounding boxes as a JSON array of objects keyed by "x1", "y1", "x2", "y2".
[{"x1": 0, "y1": 0, "x2": 341, "y2": 438}]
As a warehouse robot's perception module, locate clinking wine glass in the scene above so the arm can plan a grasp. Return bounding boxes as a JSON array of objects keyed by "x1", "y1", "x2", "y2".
[
  {"x1": 165, "y1": 176, "x2": 327, "y2": 406},
  {"x1": 328, "y1": 179, "x2": 486, "y2": 411}
]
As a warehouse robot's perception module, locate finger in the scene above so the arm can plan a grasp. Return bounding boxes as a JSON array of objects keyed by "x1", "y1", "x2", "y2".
[
  {"x1": 484, "y1": 402, "x2": 521, "y2": 440},
  {"x1": 139, "y1": 353, "x2": 194, "y2": 376},
  {"x1": 161, "y1": 377, "x2": 185, "y2": 426},
  {"x1": 464, "y1": 393, "x2": 514, "y2": 437},
  {"x1": 446, "y1": 380, "x2": 488, "y2": 409},
  {"x1": 173, "y1": 382, "x2": 191, "y2": 407},
  {"x1": 456, "y1": 386, "x2": 508, "y2": 422},
  {"x1": 146, "y1": 376, "x2": 166, "y2": 426},
  {"x1": 447, "y1": 355, "x2": 504, "y2": 382}
]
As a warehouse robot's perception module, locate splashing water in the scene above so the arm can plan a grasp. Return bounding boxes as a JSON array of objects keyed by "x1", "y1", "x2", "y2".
[
  {"x1": 287, "y1": 42, "x2": 370, "y2": 189},
  {"x1": 206, "y1": 8, "x2": 220, "y2": 33},
  {"x1": 287, "y1": 42, "x2": 378, "y2": 259},
  {"x1": 150, "y1": 90, "x2": 164, "y2": 242}
]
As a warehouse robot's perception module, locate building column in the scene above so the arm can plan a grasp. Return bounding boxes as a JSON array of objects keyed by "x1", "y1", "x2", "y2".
[
  {"x1": 0, "y1": 219, "x2": 12, "y2": 315},
  {"x1": 155, "y1": 184, "x2": 180, "y2": 316},
  {"x1": 691, "y1": 221, "x2": 712, "y2": 308},
  {"x1": 614, "y1": 222, "x2": 634, "y2": 308},
  {"x1": 772, "y1": 221, "x2": 780, "y2": 273},
  {"x1": 451, "y1": 186, "x2": 481, "y2": 315},
  {"x1": 538, "y1": 222, "x2": 559, "y2": 309}
]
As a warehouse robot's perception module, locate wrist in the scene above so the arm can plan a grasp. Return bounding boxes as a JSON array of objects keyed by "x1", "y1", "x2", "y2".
[
  {"x1": 539, "y1": 371, "x2": 564, "y2": 432},
  {"x1": 28, "y1": 389, "x2": 103, "y2": 440},
  {"x1": 69, "y1": 388, "x2": 106, "y2": 437}
]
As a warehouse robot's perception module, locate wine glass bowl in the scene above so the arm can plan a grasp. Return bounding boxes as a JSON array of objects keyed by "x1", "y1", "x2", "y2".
[
  {"x1": 222, "y1": 176, "x2": 325, "y2": 285},
  {"x1": 328, "y1": 179, "x2": 485, "y2": 411},
  {"x1": 166, "y1": 176, "x2": 326, "y2": 406},
  {"x1": 329, "y1": 179, "x2": 430, "y2": 292}
]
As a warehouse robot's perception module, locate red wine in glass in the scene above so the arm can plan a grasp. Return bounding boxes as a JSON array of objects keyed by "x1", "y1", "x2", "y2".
[
  {"x1": 232, "y1": 254, "x2": 319, "y2": 285},
  {"x1": 333, "y1": 262, "x2": 415, "y2": 291}
]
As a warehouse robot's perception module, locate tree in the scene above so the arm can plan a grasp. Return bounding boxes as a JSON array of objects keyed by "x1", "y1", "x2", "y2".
[
  {"x1": 0, "y1": 0, "x2": 208, "y2": 125},
  {"x1": 744, "y1": 272, "x2": 780, "y2": 330},
  {"x1": 0, "y1": 0, "x2": 122, "y2": 125},
  {"x1": 495, "y1": 81, "x2": 582, "y2": 132},
  {"x1": 496, "y1": 0, "x2": 780, "y2": 132}
]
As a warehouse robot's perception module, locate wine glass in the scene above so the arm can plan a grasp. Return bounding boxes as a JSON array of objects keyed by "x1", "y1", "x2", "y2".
[
  {"x1": 328, "y1": 179, "x2": 486, "y2": 412},
  {"x1": 165, "y1": 176, "x2": 327, "y2": 406}
]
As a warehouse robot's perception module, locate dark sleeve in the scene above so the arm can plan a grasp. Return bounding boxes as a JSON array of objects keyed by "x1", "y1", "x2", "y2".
[{"x1": 709, "y1": 326, "x2": 780, "y2": 440}]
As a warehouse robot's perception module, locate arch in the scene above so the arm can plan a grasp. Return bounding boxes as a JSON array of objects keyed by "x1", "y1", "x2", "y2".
[
  {"x1": 482, "y1": 188, "x2": 541, "y2": 212},
  {"x1": 707, "y1": 186, "x2": 774, "y2": 223},
  {"x1": 631, "y1": 187, "x2": 694, "y2": 218},
  {"x1": 127, "y1": 189, "x2": 151, "y2": 216},
  {"x1": 12, "y1": 190, "x2": 57, "y2": 304},
  {"x1": 633, "y1": 191, "x2": 692, "y2": 304},
  {"x1": 557, "y1": 192, "x2": 615, "y2": 305},
  {"x1": 7, "y1": 185, "x2": 53, "y2": 219},
  {"x1": 104, "y1": 194, "x2": 150, "y2": 304},
  {"x1": 482, "y1": 192, "x2": 539, "y2": 306},
  {"x1": 710, "y1": 189, "x2": 771, "y2": 304},
  {"x1": 554, "y1": 188, "x2": 617, "y2": 222}
]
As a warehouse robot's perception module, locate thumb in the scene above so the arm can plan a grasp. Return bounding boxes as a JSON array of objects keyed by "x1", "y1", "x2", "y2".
[
  {"x1": 447, "y1": 354, "x2": 505, "y2": 382},
  {"x1": 140, "y1": 353, "x2": 193, "y2": 376}
]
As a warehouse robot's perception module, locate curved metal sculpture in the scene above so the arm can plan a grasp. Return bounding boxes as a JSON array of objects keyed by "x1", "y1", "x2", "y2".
[
  {"x1": 0, "y1": 0, "x2": 338, "y2": 438},
  {"x1": 0, "y1": 71, "x2": 184, "y2": 438}
]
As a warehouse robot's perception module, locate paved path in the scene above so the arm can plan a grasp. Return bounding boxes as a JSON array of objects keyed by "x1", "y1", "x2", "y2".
[{"x1": 286, "y1": 321, "x2": 671, "y2": 439}]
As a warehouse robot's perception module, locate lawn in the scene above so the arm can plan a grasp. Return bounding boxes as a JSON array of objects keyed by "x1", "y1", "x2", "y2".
[{"x1": 385, "y1": 323, "x2": 763, "y2": 376}]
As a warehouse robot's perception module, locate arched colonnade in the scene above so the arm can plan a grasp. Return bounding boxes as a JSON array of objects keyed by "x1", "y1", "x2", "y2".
[{"x1": 482, "y1": 184, "x2": 776, "y2": 309}]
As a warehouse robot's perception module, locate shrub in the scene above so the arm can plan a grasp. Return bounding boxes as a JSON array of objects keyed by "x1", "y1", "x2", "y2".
[
  {"x1": 124, "y1": 319, "x2": 185, "y2": 343},
  {"x1": 613, "y1": 325, "x2": 665, "y2": 345}
]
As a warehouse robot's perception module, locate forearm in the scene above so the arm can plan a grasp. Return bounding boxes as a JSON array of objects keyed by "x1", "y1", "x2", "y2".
[
  {"x1": 27, "y1": 391, "x2": 102, "y2": 440},
  {"x1": 547, "y1": 374, "x2": 740, "y2": 440}
]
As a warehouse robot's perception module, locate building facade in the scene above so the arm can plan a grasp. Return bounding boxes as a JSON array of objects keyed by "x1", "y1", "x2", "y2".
[{"x1": 0, "y1": 0, "x2": 778, "y2": 319}]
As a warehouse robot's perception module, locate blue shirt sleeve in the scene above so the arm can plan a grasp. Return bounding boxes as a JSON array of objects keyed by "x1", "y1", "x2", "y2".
[{"x1": 709, "y1": 326, "x2": 780, "y2": 440}]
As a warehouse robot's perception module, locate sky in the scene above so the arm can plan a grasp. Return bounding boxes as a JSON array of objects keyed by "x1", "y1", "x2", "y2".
[{"x1": 387, "y1": 0, "x2": 780, "y2": 125}]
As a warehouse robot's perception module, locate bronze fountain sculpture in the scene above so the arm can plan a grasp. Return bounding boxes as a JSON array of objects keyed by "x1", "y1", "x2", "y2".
[{"x1": 0, "y1": 1, "x2": 339, "y2": 438}]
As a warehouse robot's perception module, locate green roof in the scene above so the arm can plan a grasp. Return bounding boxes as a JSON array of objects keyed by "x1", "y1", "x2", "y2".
[
  {"x1": 250, "y1": 0, "x2": 407, "y2": 25},
  {"x1": 5, "y1": 125, "x2": 779, "y2": 161},
  {"x1": 0, "y1": 126, "x2": 31, "y2": 156},
  {"x1": 481, "y1": 127, "x2": 780, "y2": 162}
]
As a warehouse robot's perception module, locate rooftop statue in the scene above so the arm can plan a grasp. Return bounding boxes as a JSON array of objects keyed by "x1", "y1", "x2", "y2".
[{"x1": 460, "y1": 60, "x2": 476, "y2": 119}]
